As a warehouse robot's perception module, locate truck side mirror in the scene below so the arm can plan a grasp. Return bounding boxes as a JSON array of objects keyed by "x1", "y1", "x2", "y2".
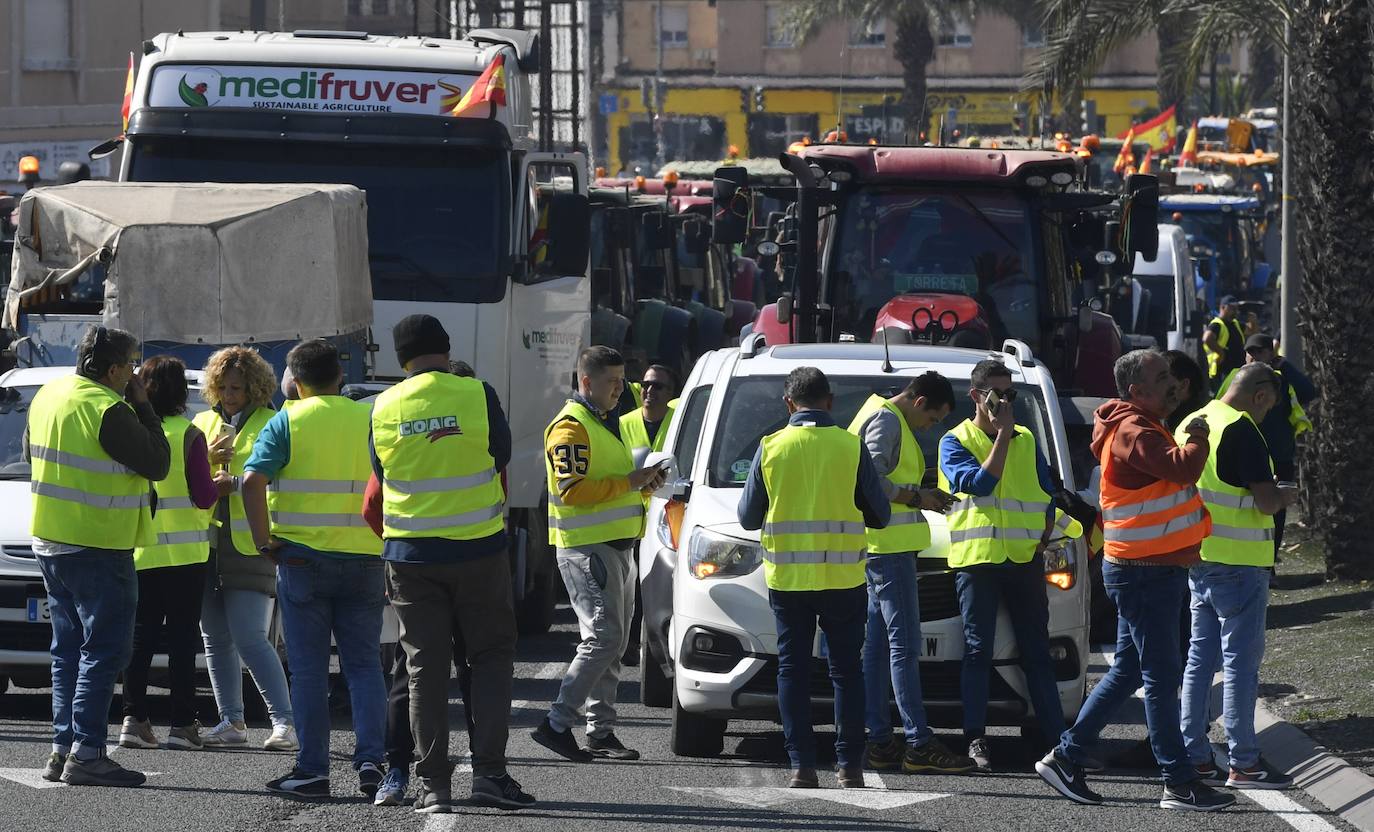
[
  {"x1": 546, "y1": 193, "x2": 591, "y2": 277},
  {"x1": 1123, "y1": 173, "x2": 1160, "y2": 262},
  {"x1": 712, "y1": 166, "x2": 749, "y2": 244},
  {"x1": 776, "y1": 292, "x2": 793, "y2": 324}
]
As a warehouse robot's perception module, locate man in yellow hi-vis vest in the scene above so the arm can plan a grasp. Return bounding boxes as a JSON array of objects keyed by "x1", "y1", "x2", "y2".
[
  {"x1": 532, "y1": 346, "x2": 667, "y2": 765},
  {"x1": 1179, "y1": 362, "x2": 1298, "y2": 790},
  {"x1": 847, "y1": 371, "x2": 974, "y2": 775},
  {"x1": 240, "y1": 340, "x2": 387, "y2": 800},
  {"x1": 24, "y1": 324, "x2": 169, "y2": 788},
  {"x1": 1203, "y1": 295, "x2": 1246, "y2": 383},
  {"x1": 937, "y1": 358, "x2": 1070, "y2": 774},
  {"x1": 738, "y1": 367, "x2": 891, "y2": 789}
]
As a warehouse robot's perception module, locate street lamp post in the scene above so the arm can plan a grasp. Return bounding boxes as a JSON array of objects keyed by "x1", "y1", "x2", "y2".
[{"x1": 1279, "y1": 20, "x2": 1302, "y2": 368}]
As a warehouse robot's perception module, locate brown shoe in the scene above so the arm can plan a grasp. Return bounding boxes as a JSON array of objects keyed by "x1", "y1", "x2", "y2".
[
  {"x1": 788, "y1": 767, "x2": 819, "y2": 789},
  {"x1": 837, "y1": 765, "x2": 866, "y2": 788}
]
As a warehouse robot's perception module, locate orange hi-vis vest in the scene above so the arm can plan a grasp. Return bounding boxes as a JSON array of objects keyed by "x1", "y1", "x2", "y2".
[{"x1": 1097, "y1": 415, "x2": 1211, "y2": 559}]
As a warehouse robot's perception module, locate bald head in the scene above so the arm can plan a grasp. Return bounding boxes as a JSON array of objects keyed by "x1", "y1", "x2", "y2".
[{"x1": 1221, "y1": 362, "x2": 1281, "y2": 422}]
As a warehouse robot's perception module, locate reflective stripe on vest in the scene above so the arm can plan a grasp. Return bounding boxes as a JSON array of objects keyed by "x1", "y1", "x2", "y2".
[
  {"x1": 1096, "y1": 413, "x2": 1210, "y2": 559},
  {"x1": 759, "y1": 422, "x2": 867, "y2": 591},
  {"x1": 194, "y1": 406, "x2": 275, "y2": 555},
  {"x1": 270, "y1": 397, "x2": 382, "y2": 556},
  {"x1": 28, "y1": 375, "x2": 155, "y2": 550},
  {"x1": 544, "y1": 400, "x2": 645, "y2": 547},
  {"x1": 846, "y1": 395, "x2": 931, "y2": 554},
  {"x1": 374, "y1": 372, "x2": 506, "y2": 542},
  {"x1": 135, "y1": 415, "x2": 212, "y2": 570},
  {"x1": 1176, "y1": 400, "x2": 1275, "y2": 567}
]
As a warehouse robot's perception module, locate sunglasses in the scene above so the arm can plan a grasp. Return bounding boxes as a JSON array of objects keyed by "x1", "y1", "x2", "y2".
[{"x1": 641, "y1": 380, "x2": 670, "y2": 391}]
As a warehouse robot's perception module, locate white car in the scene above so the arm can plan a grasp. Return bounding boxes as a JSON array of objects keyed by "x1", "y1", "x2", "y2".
[
  {"x1": 0, "y1": 366, "x2": 207, "y2": 691},
  {"x1": 1128, "y1": 223, "x2": 1206, "y2": 357},
  {"x1": 639, "y1": 339, "x2": 1091, "y2": 757}
]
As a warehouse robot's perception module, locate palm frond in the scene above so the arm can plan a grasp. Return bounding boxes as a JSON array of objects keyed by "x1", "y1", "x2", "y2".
[{"x1": 1164, "y1": 0, "x2": 1290, "y2": 93}]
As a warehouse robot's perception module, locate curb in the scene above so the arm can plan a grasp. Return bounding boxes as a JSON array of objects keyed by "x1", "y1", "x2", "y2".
[{"x1": 1257, "y1": 696, "x2": 1374, "y2": 832}]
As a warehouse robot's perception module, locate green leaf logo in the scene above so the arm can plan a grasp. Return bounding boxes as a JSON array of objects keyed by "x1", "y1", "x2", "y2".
[
  {"x1": 178, "y1": 75, "x2": 210, "y2": 107},
  {"x1": 521, "y1": 331, "x2": 531, "y2": 350}
]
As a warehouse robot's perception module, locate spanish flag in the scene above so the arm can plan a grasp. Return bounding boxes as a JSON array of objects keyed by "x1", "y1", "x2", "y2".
[
  {"x1": 1117, "y1": 104, "x2": 1178, "y2": 152},
  {"x1": 1139, "y1": 146, "x2": 1154, "y2": 175},
  {"x1": 121, "y1": 52, "x2": 135, "y2": 133},
  {"x1": 452, "y1": 55, "x2": 507, "y2": 117},
  {"x1": 1114, "y1": 127, "x2": 1135, "y2": 174},
  {"x1": 1179, "y1": 120, "x2": 1199, "y2": 166}
]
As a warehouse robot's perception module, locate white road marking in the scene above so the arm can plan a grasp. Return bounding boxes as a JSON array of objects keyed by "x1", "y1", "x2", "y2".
[
  {"x1": 1210, "y1": 745, "x2": 1343, "y2": 832},
  {"x1": 667, "y1": 785, "x2": 950, "y2": 812}
]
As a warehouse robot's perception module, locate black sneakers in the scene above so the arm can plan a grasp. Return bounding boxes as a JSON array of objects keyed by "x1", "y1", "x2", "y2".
[
  {"x1": 1160, "y1": 780, "x2": 1237, "y2": 812},
  {"x1": 61, "y1": 754, "x2": 146, "y2": 788},
  {"x1": 865, "y1": 736, "x2": 905, "y2": 771},
  {"x1": 1035, "y1": 750, "x2": 1103, "y2": 806},
  {"x1": 412, "y1": 782, "x2": 453, "y2": 814},
  {"x1": 1228, "y1": 759, "x2": 1295, "y2": 790},
  {"x1": 356, "y1": 761, "x2": 383, "y2": 797},
  {"x1": 587, "y1": 732, "x2": 641, "y2": 761},
  {"x1": 266, "y1": 768, "x2": 330, "y2": 798},
  {"x1": 42, "y1": 752, "x2": 64, "y2": 783},
  {"x1": 904, "y1": 737, "x2": 976, "y2": 774},
  {"x1": 471, "y1": 773, "x2": 537, "y2": 809},
  {"x1": 531, "y1": 717, "x2": 594, "y2": 763},
  {"x1": 1195, "y1": 761, "x2": 1227, "y2": 786}
]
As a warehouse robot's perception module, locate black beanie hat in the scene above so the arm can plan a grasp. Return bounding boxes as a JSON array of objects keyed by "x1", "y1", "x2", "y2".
[{"x1": 393, "y1": 314, "x2": 450, "y2": 368}]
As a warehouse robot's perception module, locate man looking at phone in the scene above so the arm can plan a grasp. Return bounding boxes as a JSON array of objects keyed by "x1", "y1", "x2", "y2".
[
  {"x1": 1035, "y1": 350, "x2": 1228, "y2": 811},
  {"x1": 847, "y1": 371, "x2": 974, "y2": 775},
  {"x1": 937, "y1": 358, "x2": 1067, "y2": 773},
  {"x1": 1178, "y1": 362, "x2": 1297, "y2": 790},
  {"x1": 24, "y1": 324, "x2": 170, "y2": 787},
  {"x1": 533, "y1": 346, "x2": 667, "y2": 763}
]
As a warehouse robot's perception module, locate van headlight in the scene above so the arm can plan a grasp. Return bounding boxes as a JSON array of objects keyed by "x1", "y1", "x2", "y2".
[{"x1": 688, "y1": 527, "x2": 764, "y2": 579}]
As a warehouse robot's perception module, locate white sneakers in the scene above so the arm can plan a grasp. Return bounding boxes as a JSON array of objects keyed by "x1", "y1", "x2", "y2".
[
  {"x1": 200, "y1": 719, "x2": 249, "y2": 748},
  {"x1": 264, "y1": 724, "x2": 299, "y2": 752}
]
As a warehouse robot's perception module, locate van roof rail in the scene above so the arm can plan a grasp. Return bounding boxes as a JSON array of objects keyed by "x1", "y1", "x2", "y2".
[
  {"x1": 1001, "y1": 339, "x2": 1037, "y2": 367},
  {"x1": 292, "y1": 30, "x2": 370, "y2": 40},
  {"x1": 740, "y1": 333, "x2": 767, "y2": 359}
]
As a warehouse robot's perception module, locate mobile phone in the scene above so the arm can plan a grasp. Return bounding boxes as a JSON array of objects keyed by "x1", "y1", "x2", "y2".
[{"x1": 982, "y1": 389, "x2": 1002, "y2": 418}]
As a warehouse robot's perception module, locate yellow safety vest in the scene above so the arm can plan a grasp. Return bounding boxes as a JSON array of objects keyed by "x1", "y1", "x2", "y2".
[
  {"x1": 194, "y1": 406, "x2": 274, "y2": 554},
  {"x1": 846, "y1": 395, "x2": 931, "y2": 554},
  {"x1": 619, "y1": 401, "x2": 677, "y2": 454},
  {"x1": 268, "y1": 397, "x2": 381, "y2": 556},
  {"x1": 759, "y1": 422, "x2": 867, "y2": 591},
  {"x1": 28, "y1": 374, "x2": 155, "y2": 550},
  {"x1": 937, "y1": 420, "x2": 1080, "y2": 568},
  {"x1": 544, "y1": 400, "x2": 645, "y2": 548},
  {"x1": 1215, "y1": 367, "x2": 1312, "y2": 437},
  {"x1": 373, "y1": 372, "x2": 505, "y2": 541},
  {"x1": 134, "y1": 415, "x2": 211, "y2": 569},
  {"x1": 1176, "y1": 400, "x2": 1276, "y2": 567},
  {"x1": 1207, "y1": 316, "x2": 1245, "y2": 380}
]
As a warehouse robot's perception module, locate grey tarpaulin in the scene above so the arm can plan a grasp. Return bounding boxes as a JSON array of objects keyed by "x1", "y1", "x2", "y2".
[{"x1": 4, "y1": 181, "x2": 373, "y2": 344}]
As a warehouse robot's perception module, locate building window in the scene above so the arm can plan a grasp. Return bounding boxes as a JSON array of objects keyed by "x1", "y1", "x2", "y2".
[
  {"x1": 1021, "y1": 25, "x2": 1045, "y2": 48},
  {"x1": 23, "y1": 0, "x2": 75, "y2": 70},
  {"x1": 849, "y1": 18, "x2": 887, "y2": 47},
  {"x1": 658, "y1": 4, "x2": 690, "y2": 47},
  {"x1": 765, "y1": 4, "x2": 795, "y2": 48},
  {"x1": 936, "y1": 17, "x2": 974, "y2": 48}
]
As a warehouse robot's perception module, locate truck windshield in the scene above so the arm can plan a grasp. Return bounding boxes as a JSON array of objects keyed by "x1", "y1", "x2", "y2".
[
  {"x1": 829, "y1": 188, "x2": 1040, "y2": 345},
  {"x1": 128, "y1": 136, "x2": 508, "y2": 304},
  {"x1": 1169, "y1": 211, "x2": 1244, "y2": 287}
]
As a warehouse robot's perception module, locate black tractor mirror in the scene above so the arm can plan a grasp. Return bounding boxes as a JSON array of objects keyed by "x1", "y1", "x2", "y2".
[
  {"x1": 683, "y1": 220, "x2": 709, "y2": 255},
  {"x1": 641, "y1": 212, "x2": 674, "y2": 250},
  {"x1": 544, "y1": 193, "x2": 591, "y2": 276},
  {"x1": 1123, "y1": 173, "x2": 1159, "y2": 262},
  {"x1": 712, "y1": 166, "x2": 749, "y2": 244}
]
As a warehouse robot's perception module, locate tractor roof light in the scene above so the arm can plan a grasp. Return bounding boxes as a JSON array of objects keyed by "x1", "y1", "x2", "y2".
[
  {"x1": 663, "y1": 170, "x2": 680, "y2": 187},
  {"x1": 18, "y1": 156, "x2": 40, "y2": 176}
]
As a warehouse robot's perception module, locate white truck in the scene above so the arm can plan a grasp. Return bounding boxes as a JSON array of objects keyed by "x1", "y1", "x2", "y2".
[{"x1": 111, "y1": 28, "x2": 593, "y2": 631}]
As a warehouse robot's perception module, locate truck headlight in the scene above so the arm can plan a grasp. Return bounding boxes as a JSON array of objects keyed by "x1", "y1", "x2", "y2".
[
  {"x1": 1043, "y1": 539, "x2": 1076, "y2": 590},
  {"x1": 688, "y1": 527, "x2": 764, "y2": 580}
]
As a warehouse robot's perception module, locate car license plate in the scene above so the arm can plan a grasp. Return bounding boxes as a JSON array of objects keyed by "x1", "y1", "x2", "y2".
[
  {"x1": 27, "y1": 597, "x2": 50, "y2": 623},
  {"x1": 918, "y1": 635, "x2": 943, "y2": 659}
]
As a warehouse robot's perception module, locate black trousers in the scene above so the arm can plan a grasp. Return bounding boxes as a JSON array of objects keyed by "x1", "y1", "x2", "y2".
[
  {"x1": 122, "y1": 561, "x2": 207, "y2": 727},
  {"x1": 384, "y1": 633, "x2": 474, "y2": 770}
]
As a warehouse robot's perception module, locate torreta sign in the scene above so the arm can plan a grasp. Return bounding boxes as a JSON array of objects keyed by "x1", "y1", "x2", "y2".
[{"x1": 147, "y1": 65, "x2": 482, "y2": 116}]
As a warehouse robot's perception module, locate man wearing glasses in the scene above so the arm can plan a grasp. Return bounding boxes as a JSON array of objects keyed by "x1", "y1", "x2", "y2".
[{"x1": 936, "y1": 358, "x2": 1068, "y2": 773}]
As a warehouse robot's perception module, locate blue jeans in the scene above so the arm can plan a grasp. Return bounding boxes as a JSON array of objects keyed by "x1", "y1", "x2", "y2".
[
  {"x1": 200, "y1": 580, "x2": 293, "y2": 726},
  {"x1": 1181, "y1": 563, "x2": 1269, "y2": 770},
  {"x1": 863, "y1": 554, "x2": 934, "y2": 747},
  {"x1": 277, "y1": 550, "x2": 387, "y2": 777},
  {"x1": 1058, "y1": 560, "x2": 1193, "y2": 784},
  {"x1": 37, "y1": 549, "x2": 138, "y2": 756},
  {"x1": 955, "y1": 557, "x2": 1066, "y2": 744},
  {"x1": 769, "y1": 585, "x2": 867, "y2": 770}
]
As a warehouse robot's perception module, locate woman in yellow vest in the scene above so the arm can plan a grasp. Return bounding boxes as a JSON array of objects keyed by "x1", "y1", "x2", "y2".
[
  {"x1": 738, "y1": 367, "x2": 892, "y2": 789},
  {"x1": 117, "y1": 357, "x2": 220, "y2": 752},
  {"x1": 1178, "y1": 363, "x2": 1297, "y2": 790},
  {"x1": 193, "y1": 346, "x2": 297, "y2": 752}
]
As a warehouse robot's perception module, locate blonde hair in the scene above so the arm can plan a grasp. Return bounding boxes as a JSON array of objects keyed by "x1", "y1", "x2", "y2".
[{"x1": 201, "y1": 346, "x2": 277, "y2": 410}]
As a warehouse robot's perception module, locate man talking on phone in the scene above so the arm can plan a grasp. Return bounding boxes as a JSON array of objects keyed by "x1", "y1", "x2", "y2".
[
  {"x1": 24, "y1": 324, "x2": 170, "y2": 787},
  {"x1": 533, "y1": 346, "x2": 668, "y2": 763},
  {"x1": 937, "y1": 358, "x2": 1070, "y2": 773}
]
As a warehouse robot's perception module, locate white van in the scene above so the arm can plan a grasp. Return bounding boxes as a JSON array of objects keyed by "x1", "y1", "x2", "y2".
[
  {"x1": 638, "y1": 340, "x2": 1091, "y2": 757},
  {"x1": 1127, "y1": 224, "x2": 1205, "y2": 358}
]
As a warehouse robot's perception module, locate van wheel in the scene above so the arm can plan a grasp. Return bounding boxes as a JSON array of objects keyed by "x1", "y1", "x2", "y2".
[
  {"x1": 639, "y1": 623, "x2": 670, "y2": 708},
  {"x1": 670, "y1": 689, "x2": 726, "y2": 757}
]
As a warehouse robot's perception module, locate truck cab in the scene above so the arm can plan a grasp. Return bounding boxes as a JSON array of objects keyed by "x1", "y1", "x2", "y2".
[{"x1": 1159, "y1": 194, "x2": 1268, "y2": 315}]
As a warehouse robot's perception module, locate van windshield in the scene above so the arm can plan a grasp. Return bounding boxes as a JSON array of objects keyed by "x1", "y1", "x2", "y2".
[
  {"x1": 128, "y1": 136, "x2": 509, "y2": 304},
  {"x1": 708, "y1": 375, "x2": 1053, "y2": 488}
]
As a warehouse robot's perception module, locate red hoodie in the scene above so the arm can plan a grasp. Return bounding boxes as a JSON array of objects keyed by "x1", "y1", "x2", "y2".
[{"x1": 1092, "y1": 399, "x2": 1208, "y2": 566}]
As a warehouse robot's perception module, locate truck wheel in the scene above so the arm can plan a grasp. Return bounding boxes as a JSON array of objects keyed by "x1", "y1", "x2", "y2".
[
  {"x1": 670, "y1": 689, "x2": 726, "y2": 757},
  {"x1": 516, "y1": 565, "x2": 557, "y2": 635},
  {"x1": 639, "y1": 622, "x2": 671, "y2": 708}
]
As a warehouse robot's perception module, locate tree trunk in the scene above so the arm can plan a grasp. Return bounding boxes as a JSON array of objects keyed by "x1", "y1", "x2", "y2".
[
  {"x1": 894, "y1": 7, "x2": 935, "y2": 143},
  {"x1": 1289, "y1": 0, "x2": 1374, "y2": 580},
  {"x1": 1155, "y1": 11, "x2": 1194, "y2": 116},
  {"x1": 1249, "y1": 39, "x2": 1281, "y2": 108}
]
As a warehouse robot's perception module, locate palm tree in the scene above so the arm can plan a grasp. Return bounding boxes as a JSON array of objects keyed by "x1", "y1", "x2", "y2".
[{"x1": 784, "y1": 0, "x2": 1039, "y2": 142}]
